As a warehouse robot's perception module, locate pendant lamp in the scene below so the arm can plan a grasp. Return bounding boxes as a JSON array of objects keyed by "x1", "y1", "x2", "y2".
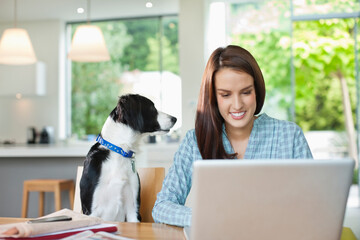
[
  {"x1": 68, "y1": 0, "x2": 110, "y2": 62},
  {"x1": 0, "y1": 0, "x2": 37, "y2": 65}
]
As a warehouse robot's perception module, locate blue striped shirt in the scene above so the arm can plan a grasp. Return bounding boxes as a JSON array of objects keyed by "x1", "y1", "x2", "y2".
[{"x1": 152, "y1": 113, "x2": 313, "y2": 227}]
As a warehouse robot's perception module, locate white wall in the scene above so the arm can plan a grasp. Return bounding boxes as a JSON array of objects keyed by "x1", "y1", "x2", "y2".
[
  {"x1": 179, "y1": 0, "x2": 206, "y2": 137},
  {"x1": 0, "y1": 20, "x2": 63, "y2": 143}
]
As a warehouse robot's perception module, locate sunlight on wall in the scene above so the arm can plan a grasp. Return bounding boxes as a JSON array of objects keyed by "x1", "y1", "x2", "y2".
[{"x1": 207, "y1": 2, "x2": 226, "y2": 57}]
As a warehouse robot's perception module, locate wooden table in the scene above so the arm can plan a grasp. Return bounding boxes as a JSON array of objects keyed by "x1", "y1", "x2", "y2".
[
  {"x1": 0, "y1": 217, "x2": 357, "y2": 240},
  {"x1": 0, "y1": 217, "x2": 185, "y2": 240}
]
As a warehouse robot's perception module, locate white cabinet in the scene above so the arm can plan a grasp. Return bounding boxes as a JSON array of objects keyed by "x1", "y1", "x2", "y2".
[{"x1": 0, "y1": 61, "x2": 46, "y2": 96}]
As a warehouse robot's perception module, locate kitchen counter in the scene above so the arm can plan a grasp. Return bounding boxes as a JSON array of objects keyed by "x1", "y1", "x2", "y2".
[
  {"x1": 0, "y1": 141, "x2": 179, "y2": 158},
  {"x1": 0, "y1": 143, "x2": 91, "y2": 157}
]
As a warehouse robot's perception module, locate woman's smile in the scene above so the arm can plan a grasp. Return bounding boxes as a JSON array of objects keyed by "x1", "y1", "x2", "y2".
[{"x1": 230, "y1": 111, "x2": 246, "y2": 120}]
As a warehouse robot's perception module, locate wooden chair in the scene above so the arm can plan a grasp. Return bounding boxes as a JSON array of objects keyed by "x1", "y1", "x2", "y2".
[
  {"x1": 21, "y1": 179, "x2": 75, "y2": 218},
  {"x1": 73, "y1": 166, "x2": 165, "y2": 222},
  {"x1": 138, "y1": 167, "x2": 165, "y2": 222}
]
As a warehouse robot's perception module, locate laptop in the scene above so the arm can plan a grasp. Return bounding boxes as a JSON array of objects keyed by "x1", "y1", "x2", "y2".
[{"x1": 184, "y1": 159, "x2": 355, "y2": 240}]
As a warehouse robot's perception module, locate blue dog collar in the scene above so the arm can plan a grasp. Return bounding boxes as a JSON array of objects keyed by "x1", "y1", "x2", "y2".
[{"x1": 96, "y1": 135, "x2": 135, "y2": 158}]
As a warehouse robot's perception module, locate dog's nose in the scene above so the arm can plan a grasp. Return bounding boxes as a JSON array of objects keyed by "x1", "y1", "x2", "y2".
[{"x1": 171, "y1": 116, "x2": 177, "y2": 124}]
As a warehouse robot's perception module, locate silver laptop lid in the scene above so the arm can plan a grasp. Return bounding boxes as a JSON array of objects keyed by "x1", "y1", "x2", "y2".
[{"x1": 190, "y1": 159, "x2": 354, "y2": 240}]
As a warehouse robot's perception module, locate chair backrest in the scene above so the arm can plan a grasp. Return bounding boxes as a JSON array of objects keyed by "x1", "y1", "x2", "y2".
[
  {"x1": 73, "y1": 166, "x2": 165, "y2": 223},
  {"x1": 138, "y1": 167, "x2": 165, "y2": 222}
]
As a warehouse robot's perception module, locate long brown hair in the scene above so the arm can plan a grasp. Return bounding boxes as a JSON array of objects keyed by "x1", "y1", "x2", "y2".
[{"x1": 195, "y1": 45, "x2": 266, "y2": 159}]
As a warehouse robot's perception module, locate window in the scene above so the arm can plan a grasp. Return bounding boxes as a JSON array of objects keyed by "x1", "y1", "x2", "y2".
[
  {"x1": 208, "y1": 0, "x2": 359, "y2": 161},
  {"x1": 67, "y1": 16, "x2": 180, "y2": 139}
]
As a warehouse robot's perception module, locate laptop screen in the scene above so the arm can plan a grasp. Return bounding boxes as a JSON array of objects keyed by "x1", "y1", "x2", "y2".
[{"x1": 188, "y1": 159, "x2": 354, "y2": 240}]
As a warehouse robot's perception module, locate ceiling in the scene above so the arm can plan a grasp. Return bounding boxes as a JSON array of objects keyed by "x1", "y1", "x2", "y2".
[{"x1": 0, "y1": 0, "x2": 179, "y2": 23}]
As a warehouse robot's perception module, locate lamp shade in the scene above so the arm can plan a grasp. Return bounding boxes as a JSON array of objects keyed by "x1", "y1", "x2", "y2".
[
  {"x1": 0, "y1": 28, "x2": 37, "y2": 65},
  {"x1": 68, "y1": 25, "x2": 110, "y2": 62}
]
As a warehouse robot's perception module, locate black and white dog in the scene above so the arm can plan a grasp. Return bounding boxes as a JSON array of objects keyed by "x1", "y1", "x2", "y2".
[{"x1": 80, "y1": 94, "x2": 176, "y2": 222}]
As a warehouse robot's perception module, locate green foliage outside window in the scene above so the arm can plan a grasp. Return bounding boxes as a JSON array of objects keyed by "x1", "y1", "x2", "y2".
[
  {"x1": 230, "y1": 1, "x2": 358, "y2": 132},
  {"x1": 293, "y1": 18, "x2": 357, "y2": 131}
]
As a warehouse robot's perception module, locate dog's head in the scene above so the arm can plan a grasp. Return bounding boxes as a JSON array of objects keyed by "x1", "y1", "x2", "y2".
[{"x1": 110, "y1": 94, "x2": 177, "y2": 134}]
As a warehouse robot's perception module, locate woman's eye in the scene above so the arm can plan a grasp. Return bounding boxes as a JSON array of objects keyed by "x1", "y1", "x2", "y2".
[
  {"x1": 221, "y1": 94, "x2": 230, "y2": 97},
  {"x1": 243, "y1": 90, "x2": 252, "y2": 95}
]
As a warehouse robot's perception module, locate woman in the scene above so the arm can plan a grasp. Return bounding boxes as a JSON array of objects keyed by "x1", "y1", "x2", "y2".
[{"x1": 152, "y1": 45, "x2": 313, "y2": 227}]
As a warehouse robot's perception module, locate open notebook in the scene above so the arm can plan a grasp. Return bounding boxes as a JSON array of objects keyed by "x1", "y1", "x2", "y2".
[{"x1": 185, "y1": 159, "x2": 354, "y2": 240}]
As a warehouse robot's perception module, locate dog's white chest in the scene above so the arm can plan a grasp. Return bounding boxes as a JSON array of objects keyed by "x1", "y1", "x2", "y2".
[{"x1": 90, "y1": 154, "x2": 140, "y2": 222}]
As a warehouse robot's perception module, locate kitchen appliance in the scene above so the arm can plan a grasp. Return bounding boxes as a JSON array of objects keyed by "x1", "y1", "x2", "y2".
[
  {"x1": 39, "y1": 126, "x2": 54, "y2": 144},
  {"x1": 27, "y1": 127, "x2": 37, "y2": 144}
]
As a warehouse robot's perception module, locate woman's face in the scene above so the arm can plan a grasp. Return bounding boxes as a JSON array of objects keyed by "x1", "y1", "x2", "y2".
[{"x1": 214, "y1": 68, "x2": 257, "y2": 133}]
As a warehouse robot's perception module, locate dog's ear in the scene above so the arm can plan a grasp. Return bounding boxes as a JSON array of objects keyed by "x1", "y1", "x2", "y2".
[
  {"x1": 117, "y1": 95, "x2": 145, "y2": 131},
  {"x1": 109, "y1": 106, "x2": 119, "y2": 122},
  {"x1": 109, "y1": 96, "x2": 126, "y2": 123}
]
